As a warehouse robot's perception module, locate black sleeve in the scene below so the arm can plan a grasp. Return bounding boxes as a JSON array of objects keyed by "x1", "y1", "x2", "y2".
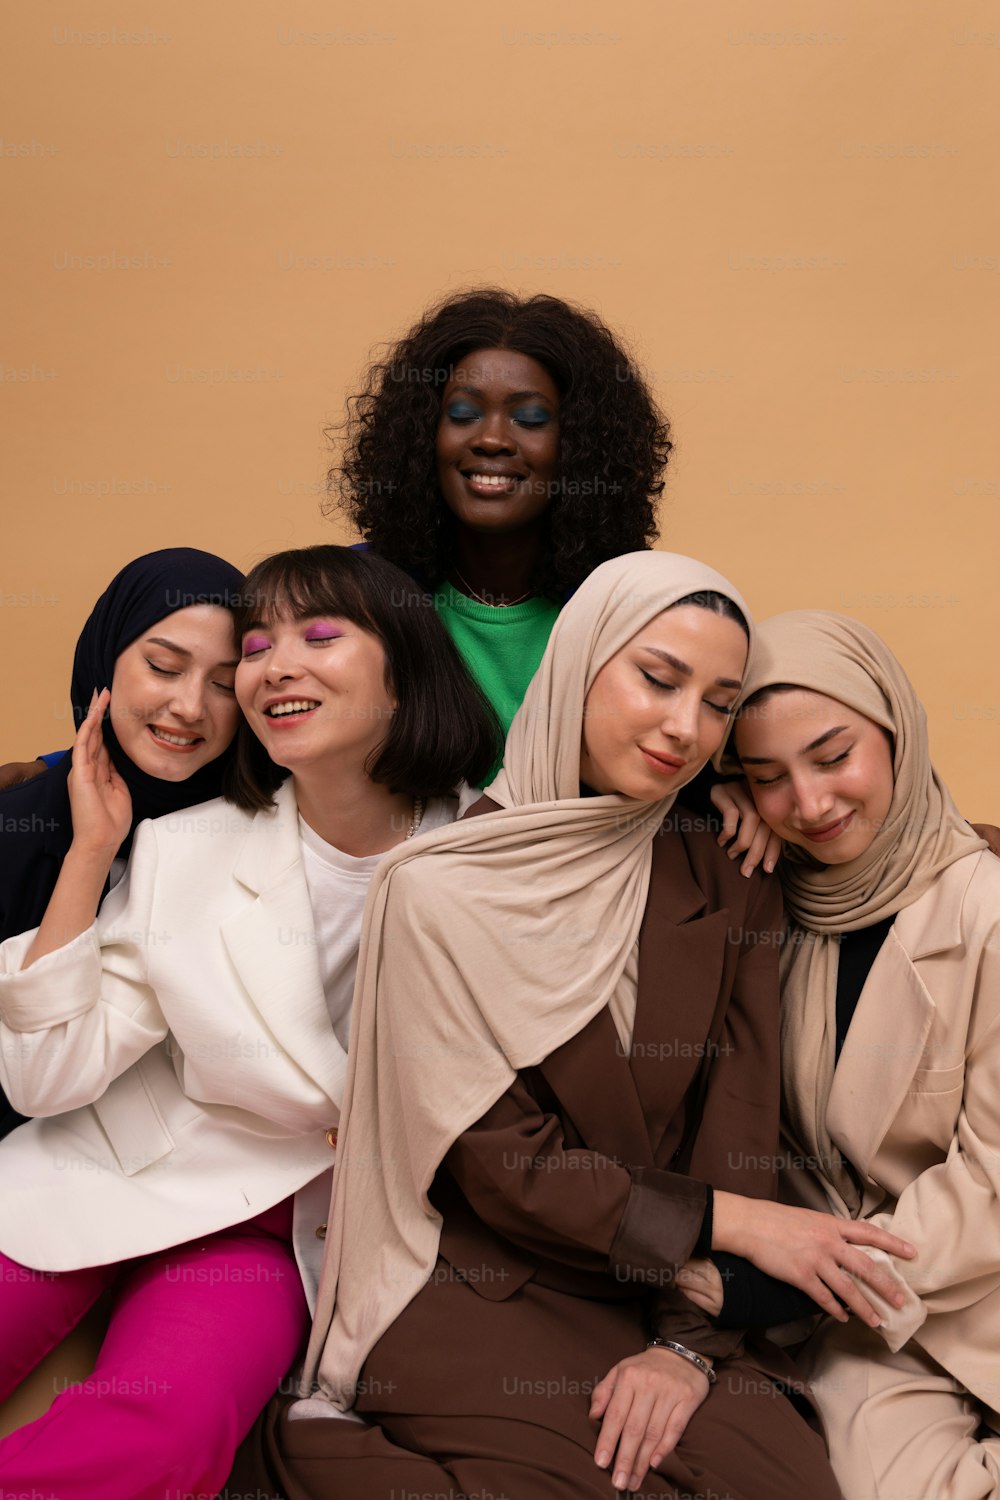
[{"x1": 712, "y1": 1253, "x2": 821, "y2": 1328}]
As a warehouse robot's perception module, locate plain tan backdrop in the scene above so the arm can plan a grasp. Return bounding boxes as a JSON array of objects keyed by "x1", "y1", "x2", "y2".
[{"x1": 2, "y1": 0, "x2": 998, "y2": 808}]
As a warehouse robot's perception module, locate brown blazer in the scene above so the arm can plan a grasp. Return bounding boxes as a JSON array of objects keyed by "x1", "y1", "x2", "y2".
[{"x1": 433, "y1": 797, "x2": 787, "y2": 1362}]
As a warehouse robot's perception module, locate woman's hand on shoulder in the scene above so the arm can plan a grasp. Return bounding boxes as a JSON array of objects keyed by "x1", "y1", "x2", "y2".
[
  {"x1": 709, "y1": 779, "x2": 782, "y2": 877},
  {"x1": 713, "y1": 1191, "x2": 915, "y2": 1328},
  {"x1": 68, "y1": 689, "x2": 132, "y2": 858},
  {"x1": 590, "y1": 1345, "x2": 711, "y2": 1492},
  {"x1": 0, "y1": 757, "x2": 48, "y2": 790},
  {"x1": 972, "y1": 822, "x2": 1000, "y2": 859}
]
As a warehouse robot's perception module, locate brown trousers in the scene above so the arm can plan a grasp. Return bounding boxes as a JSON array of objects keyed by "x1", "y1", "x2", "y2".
[{"x1": 229, "y1": 1268, "x2": 842, "y2": 1500}]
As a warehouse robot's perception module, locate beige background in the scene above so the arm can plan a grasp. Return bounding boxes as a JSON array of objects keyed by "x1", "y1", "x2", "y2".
[{"x1": 2, "y1": 0, "x2": 997, "y2": 807}]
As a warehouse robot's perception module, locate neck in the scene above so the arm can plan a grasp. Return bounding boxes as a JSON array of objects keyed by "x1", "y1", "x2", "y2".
[
  {"x1": 451, "y1": 527, "x2": 543, "y2": 605},
  {"x1": 291, "y1": 764, "x2": 415, "y2": 857}
]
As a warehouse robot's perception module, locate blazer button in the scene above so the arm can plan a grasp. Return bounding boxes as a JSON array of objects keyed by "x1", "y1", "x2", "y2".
[
  {"x1": 315, "y1": 1223, "x2": 327, "y2": 1240},
  {"x1": 325, "y1": 1127, "x2": 338, "y2": 1148}
]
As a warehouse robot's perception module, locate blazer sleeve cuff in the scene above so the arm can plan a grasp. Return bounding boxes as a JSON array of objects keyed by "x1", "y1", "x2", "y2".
[
  {"x1": 647, "y1": 1287, "x2": 746, "y2": 1363},
  {"x1": 857, "y1": 1239, "x2": 928, "y2": 1352},
  {"x1": 0, "y1": 926, "x2": 102, "y2": 1029},
  {"x1": 609, "y1": 1165, "x2": 709, "y2": 1280}
]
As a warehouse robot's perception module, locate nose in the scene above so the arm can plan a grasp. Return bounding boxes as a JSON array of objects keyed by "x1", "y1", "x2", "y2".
[
  {"x1": 168, "y1": 674, "x2": 208, "y2": 723},
  {"x1": 263, "y1": 641, "x2": 303, "y2": 684},
  {"x1": 660, "y1": 691, "x2": 699, "y2": 749},
  {"x1": 471, "y1": 410, "x2": 516, "y2": 454},
  {"x1": 790, "y1": 771, "x2": 835, "y2": 825}
]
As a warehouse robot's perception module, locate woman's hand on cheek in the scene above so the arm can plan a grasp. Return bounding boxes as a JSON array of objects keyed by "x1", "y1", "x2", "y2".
[
  {"x1": 590, "y1": 1346, "x2": 711, "y2": 1491},
  {"x1": 68, "y1": 688, "x2": 133, "y2": 858},
  {"x1": 709, "y1": 779, "x2": 782, "y2": 877}
]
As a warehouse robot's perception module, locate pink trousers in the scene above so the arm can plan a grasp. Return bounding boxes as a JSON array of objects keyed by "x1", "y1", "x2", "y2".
[{"x1": 0, "y1": 1200, "x2": 308, "y2": 1500}]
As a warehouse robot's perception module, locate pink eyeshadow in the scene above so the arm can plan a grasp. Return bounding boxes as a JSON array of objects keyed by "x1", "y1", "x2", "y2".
[
  {"x1": 304, "y1": 623, "x2": 343, "y2": 641},
  {"x1": 242, "y1": 635, "x2": 271, "y2": 655}
]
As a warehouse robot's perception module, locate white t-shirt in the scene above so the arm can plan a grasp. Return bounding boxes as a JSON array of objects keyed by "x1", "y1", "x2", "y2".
[{"x1": 293, "y1": 792, "x2": 462, "y2": 1314}]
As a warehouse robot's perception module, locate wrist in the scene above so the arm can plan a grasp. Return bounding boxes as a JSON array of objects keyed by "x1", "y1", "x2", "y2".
[
  {"x1": 646, "y1": 1339, "x2": 716, "y2": 1384},
  {"x1": 65, "y1": 840, "x2": 118, "y2": 872},
  {"x1": 710, "y1": 1191, "x2": 749, "y2": 1257}
]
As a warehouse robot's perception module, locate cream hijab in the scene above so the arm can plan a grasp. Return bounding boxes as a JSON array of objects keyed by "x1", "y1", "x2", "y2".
[
  {"x1": 731, "y1": 611, "x2": 984, "y2": 1212},
  {"x1": 301, "y1": 551, "x2": 753, "y2": 1406}
]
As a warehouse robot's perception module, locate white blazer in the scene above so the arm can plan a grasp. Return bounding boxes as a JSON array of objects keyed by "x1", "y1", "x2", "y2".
[{"x1": 0, "y1": 781, "x2": 349, "y2": 1278}]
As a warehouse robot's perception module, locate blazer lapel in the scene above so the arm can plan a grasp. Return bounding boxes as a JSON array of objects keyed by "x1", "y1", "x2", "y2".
[
  {"x1": 826, "y1": 925, "x2": 935, "y2": 1181},
  {"x1": 220, "y1": 781, "x2": 349, "y2": 1106},
  {"x1": 537, "y1": 1006, "x2": 653, "y2": 1168},
  {"x1": 632, "y1": 831, "x2": 730, "y2": 1159}
]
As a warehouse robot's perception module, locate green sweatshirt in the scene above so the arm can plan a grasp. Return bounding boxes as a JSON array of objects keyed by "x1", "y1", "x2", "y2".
[{"x1": 433, "y1": 583, "x2": 561, "y2": 785}]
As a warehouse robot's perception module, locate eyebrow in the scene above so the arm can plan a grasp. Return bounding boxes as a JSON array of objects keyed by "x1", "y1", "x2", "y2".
[
  {"x1": 740, "y1": 724, "x2": 850, "y2": 764},
  {"x1": 644, "y1": 646, "x2": 742, "y2": 691},
  {"x1": 146, "y1": 636, "x2": 239, "y2": 669},
  {"x1": 449, "y1": 386, "x2": 553, "y2": 404}
]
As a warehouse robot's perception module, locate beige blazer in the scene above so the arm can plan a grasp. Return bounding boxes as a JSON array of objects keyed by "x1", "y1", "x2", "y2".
[
  {"x1": 784, "y1": 849, "x2": 1000, "y2": 1416},
  {"x1": 0, "y1": 780, "x2": 344, "y2": 1274}
]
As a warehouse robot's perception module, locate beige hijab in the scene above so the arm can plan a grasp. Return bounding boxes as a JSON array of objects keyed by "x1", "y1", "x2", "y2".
[
  {"x1": 731, "y1": 611, "x2": 984, "y2": 1213},
  {"x1": 301, "y1": 551, "x2": 753, "y2": 1406}
]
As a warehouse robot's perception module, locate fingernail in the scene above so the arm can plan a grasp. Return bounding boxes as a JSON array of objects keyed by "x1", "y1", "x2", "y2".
[
  {"x1": 741, "y1": 864, "x2": 752, "y2": 878},
  {"x1": 595, "y1": 1450, "x2": 608, "y2": 1468},
  {"x1": 613, "y1": 1471, "x2": 627, "y2": 1490},
  {"x1": 764, "y1": 858, "x2": 775, "y2": 873}
]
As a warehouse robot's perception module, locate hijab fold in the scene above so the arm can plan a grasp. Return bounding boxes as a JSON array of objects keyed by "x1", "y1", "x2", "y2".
[
  {"x1": 301, "y1": 551, "x2": 753, "y2": 1407},
  {"x1": 731, "y1": 612, "x2": 983, "y2": 1213}
]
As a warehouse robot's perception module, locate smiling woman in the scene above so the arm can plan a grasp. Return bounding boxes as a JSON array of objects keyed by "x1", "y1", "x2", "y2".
[
  {"x1": 107, "y1": 606, "x2": 240, "y2": 778},
  {"x1": 0, "y1": 549, "x2": 244, "y2": 943},
  {"x1": 0, "y1": 544, "x2": 500, "y2": 1500},
  {"x1": 0, "y1": 548, "x2": 244, "y2": 1138},
  {"x1": 330, "y1": 289, "x2": 672, "y2": 781}
]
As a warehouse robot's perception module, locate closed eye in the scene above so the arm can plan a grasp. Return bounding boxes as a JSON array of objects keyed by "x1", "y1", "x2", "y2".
[
  {"x1": 146, "y1": 659, "x2": 179, "y2": 677},
  {"x1": 512, "y1": 406, "x2": 552, "y2": 428},
  {"x1": 641, "y1": 670, "x2": 734, "y2": 716},
  {"x1": 445, "y1": 402, "x2": 481, "y2": 424}
]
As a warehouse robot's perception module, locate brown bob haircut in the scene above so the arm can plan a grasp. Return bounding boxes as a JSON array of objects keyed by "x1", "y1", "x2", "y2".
[{"x1": 225, "y1": 546, "x2": 501, "y2": 811}]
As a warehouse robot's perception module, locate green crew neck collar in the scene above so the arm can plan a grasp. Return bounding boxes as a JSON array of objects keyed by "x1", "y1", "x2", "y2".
[{"x1": 434, "y1": 581, "x2": 559, "y2": 623}]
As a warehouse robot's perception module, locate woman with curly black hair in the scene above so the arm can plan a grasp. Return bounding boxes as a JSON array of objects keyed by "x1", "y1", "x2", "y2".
[{"x1": 329, "y1": 289, "x2": 672, "y2": 779}]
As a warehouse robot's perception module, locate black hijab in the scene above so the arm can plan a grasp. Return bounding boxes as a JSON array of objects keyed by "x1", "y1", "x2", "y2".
[{"x1": 0, "y1": 547, "x2": 245, "y2": 946}]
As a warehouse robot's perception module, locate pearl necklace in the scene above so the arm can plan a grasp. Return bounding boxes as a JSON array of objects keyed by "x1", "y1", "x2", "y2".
[{"x1": 406, "y1": 797, "x2": 425, "y2": 839}]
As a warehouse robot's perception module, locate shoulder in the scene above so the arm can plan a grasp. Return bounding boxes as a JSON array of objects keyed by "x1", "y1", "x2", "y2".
[
  {"x1": 653, "y1": 801, "x2": 782, "y2": 925},
  {"x1": 136, "y1": 795, "x2": 256, "y2": 863},
  {"x1": 954, "y1": 849, "x2": 1000, "y2": 941}
]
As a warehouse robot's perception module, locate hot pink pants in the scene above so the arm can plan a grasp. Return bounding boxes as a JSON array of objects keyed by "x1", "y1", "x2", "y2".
[{"x1": 0, "y1": 1200, "x2": 307, "y2": 1500}]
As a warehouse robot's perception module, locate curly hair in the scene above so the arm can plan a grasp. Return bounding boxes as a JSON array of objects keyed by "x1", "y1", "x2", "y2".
[{"x1": 326, "y1": 289, "x2": 672, "y2": 600}]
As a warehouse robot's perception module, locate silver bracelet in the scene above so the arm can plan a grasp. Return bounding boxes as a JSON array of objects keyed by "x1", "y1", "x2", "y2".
[{"x1": 645, "y1": 1337, "x2": 717, "y2": 1384}]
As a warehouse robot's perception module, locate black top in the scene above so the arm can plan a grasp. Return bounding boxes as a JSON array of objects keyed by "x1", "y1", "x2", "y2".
[{"x1": 712, "y1": 916, "x2": 895, "y2": 1328}]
